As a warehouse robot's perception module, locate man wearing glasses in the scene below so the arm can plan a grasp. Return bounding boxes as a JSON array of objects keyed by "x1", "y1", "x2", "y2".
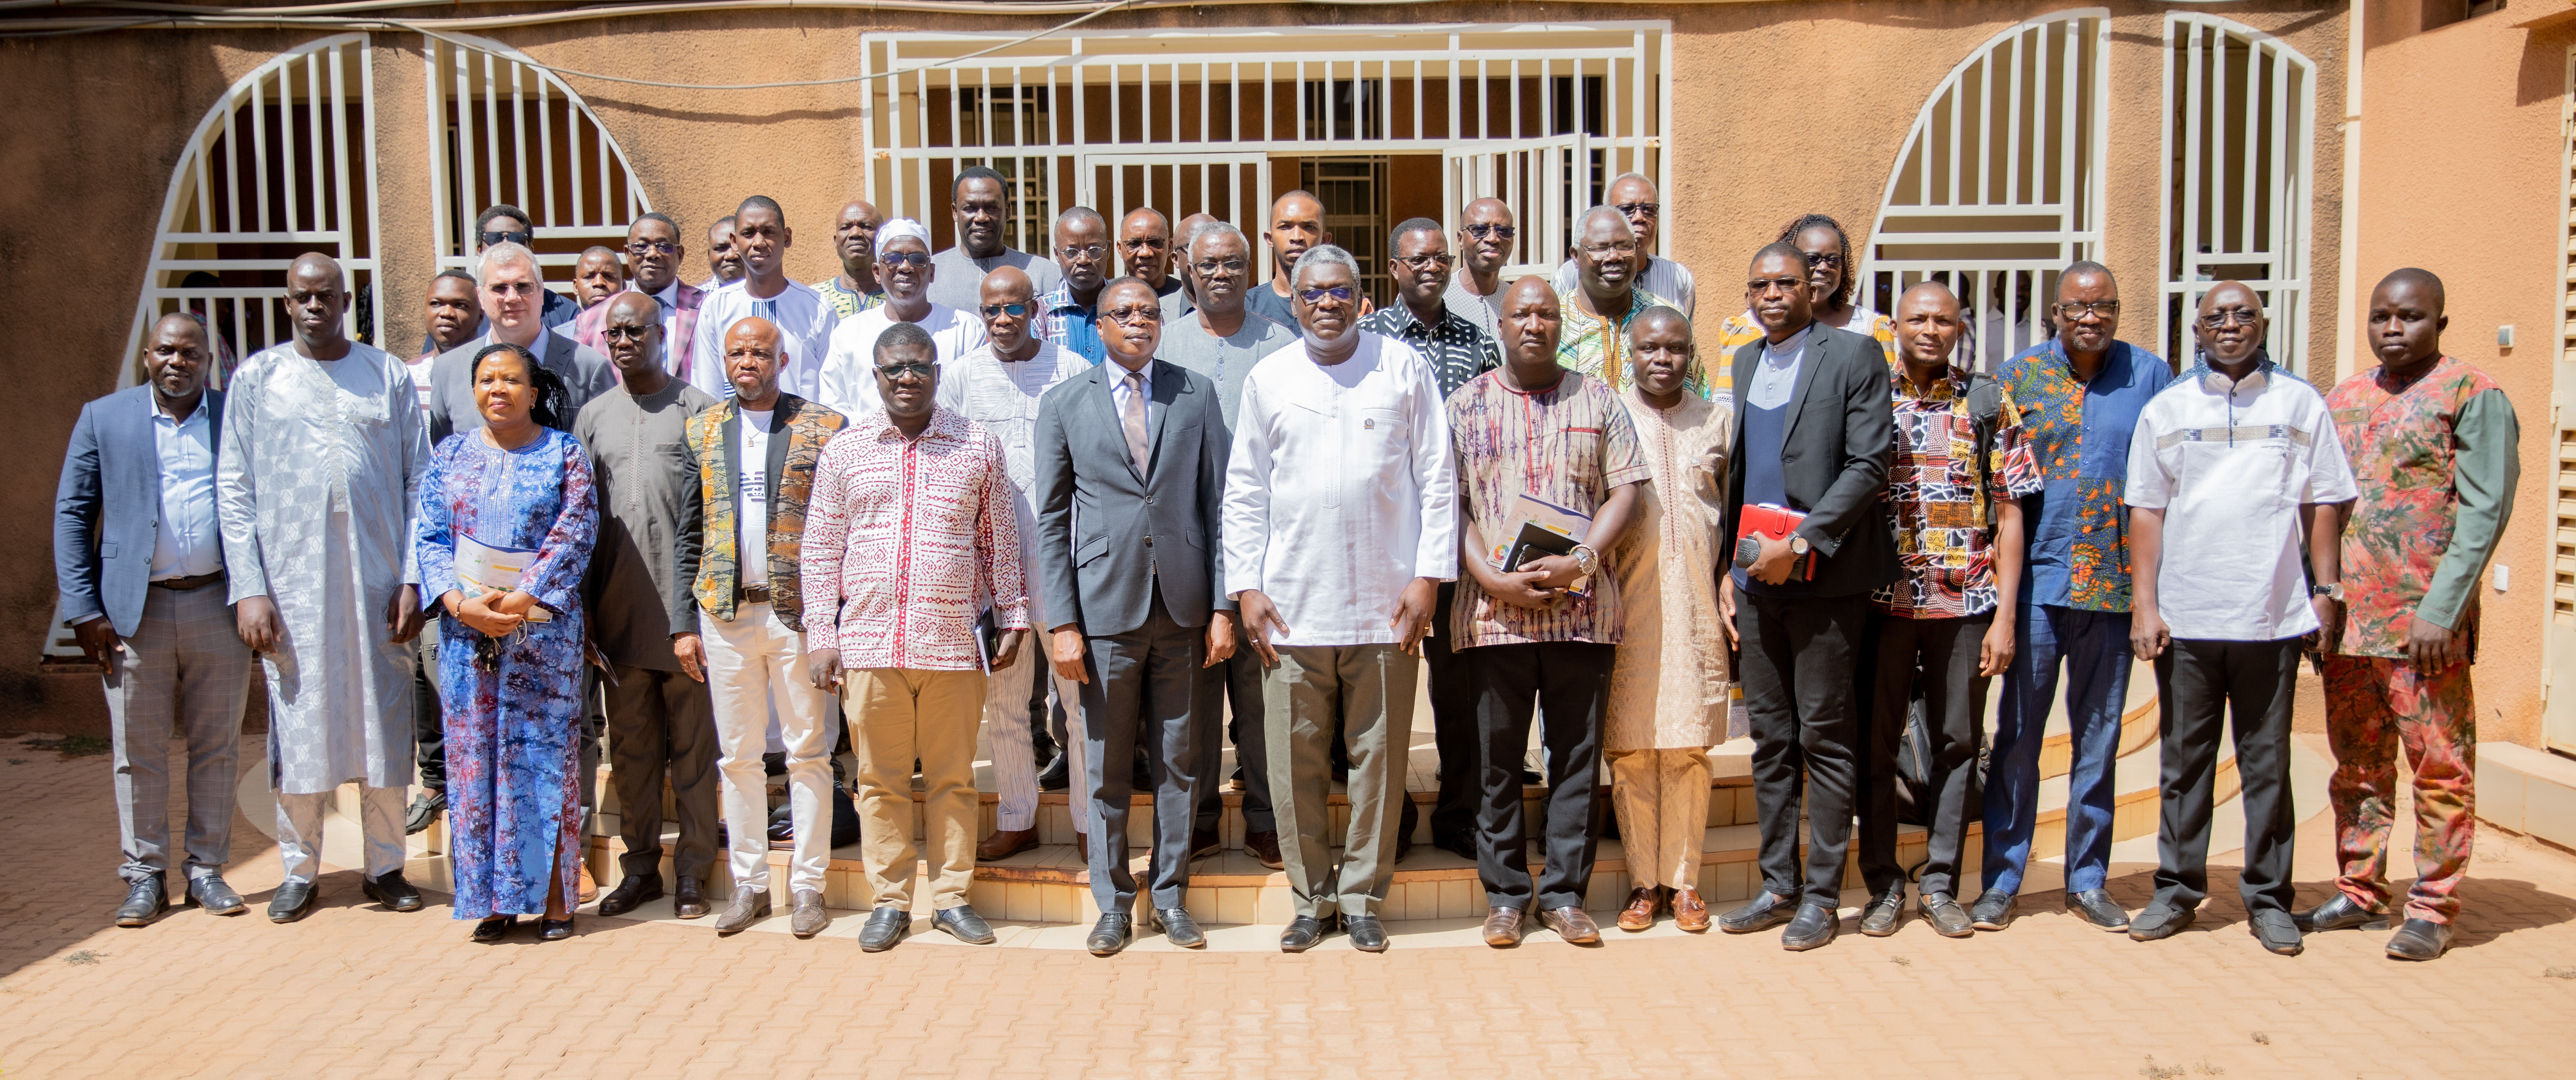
[
  {"x1": 1977, "y1": 262, "x2": 2170, "y2": 935},
  {"x1": 572, "y1": 213, "x2": 704, "y2": 386},
  {"x1": 424, "y1": 240, "x2": 615, "y2": 445},
  {"x1": 1118, "y1": 207, "x2": 1184, "y2": 304},
  {"x1": 467, "y1": 204, "x2": 580, "y2": 334},
  {"x1": 929, "y1": 166, "x2": 1063, "y2": 310},
  {"x1": 1035, "y1": 207, "x2": 1114, "y2": 365},
  {"x1": 1445, "y1": 198, "x2": 1516, "y2": 342},
  {"x1": 816, "y1": 200, "x2": 888, "y2": 319},
  {"x1": 816, "y1": 218, "x2": 985, "y2": 420},
  {"x1": 689, "y1": 196, "x2": 842, "y2": 403},
  {"x1": 1553, "y1": 173, "x2": 1696, "y2": 318},
  {"x1": 1560, "y1": 207, "x2": 1691, "y2": 398}
]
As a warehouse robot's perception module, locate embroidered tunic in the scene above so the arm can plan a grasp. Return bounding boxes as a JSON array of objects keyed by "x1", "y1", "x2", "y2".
[{"x1": 1605, "y1": 387, "x2": 1733, "y2": 750}]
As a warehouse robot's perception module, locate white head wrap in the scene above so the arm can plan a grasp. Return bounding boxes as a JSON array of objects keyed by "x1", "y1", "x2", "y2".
[{"x1": 875, "y1": 217, "x2": 932, "y2": 258}]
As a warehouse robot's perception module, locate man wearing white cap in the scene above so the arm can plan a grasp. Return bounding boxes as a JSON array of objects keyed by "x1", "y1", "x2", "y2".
[{"x1": 818, "y1": 218, "x2": 988, "y2": 420}]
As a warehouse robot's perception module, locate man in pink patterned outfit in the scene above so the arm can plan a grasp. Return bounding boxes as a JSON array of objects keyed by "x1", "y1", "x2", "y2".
[
  {"x1": 2300, "y1": 269, "x2": 2518, "y2": 962},
  {"x1": 802, "y1": 321, "x2": 1029, "y2": 953}
]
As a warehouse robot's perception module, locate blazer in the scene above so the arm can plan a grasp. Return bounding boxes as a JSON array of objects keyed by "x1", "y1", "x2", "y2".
[
  {"x1": 1032, "y1": 358, "x2": 1234, "y2": 637},
  {"x1": 1722, "y1": 321, "x2": 1900, "y2": 598},
  {"x1": 681, "y1": 392, "x2": 847, "y2": 624},
  {"x1": 54, "y1": 385, "x2": 229, "y2": 638},
  {"x1": 572, "y1": 280, "x2": 706, "y2": 383}
]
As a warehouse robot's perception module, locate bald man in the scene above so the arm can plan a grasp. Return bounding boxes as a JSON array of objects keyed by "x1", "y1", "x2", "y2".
[
  {"x1": 1445, "y1": 198, "x2": 1516, "y2": 341},
  {"x1": 1118, "y1": 207, "x2": 1182, "y2": 301},
  {"x1": 1038, "y1": 207, "x2": 1114, "y2": 364},
  {"x1": 817, "y1": 199, "x2": 888, "y2": 318},
  {"x1": 1552, "y1": 173, "x2": 1696, "y2": 318},
  {"x1": 2305, "y1": 269, "x2": 2519, "y2": 961},
  {"x1": 1249, "y1": 190, "x2": 1331, "y2": 328}
]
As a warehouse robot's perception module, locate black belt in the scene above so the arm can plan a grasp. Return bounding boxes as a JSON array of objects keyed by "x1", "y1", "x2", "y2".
[
  {"x1": 740, "y1": 585, "x2": 773, "y2": 605},
  {"x1": 151, "y1": 572, "x2": 225, "y2": 592}
]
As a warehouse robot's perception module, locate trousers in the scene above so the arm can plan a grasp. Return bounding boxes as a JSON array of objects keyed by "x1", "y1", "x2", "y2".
[
  {"x1": 1984, "y1": 603, "x2": 2130, "y2": 894},
  {"x1": 983, "y1": 636, "x2": 1087, "y2": 832},
  {"x1": 1859, "y1": 612, "x2": 1990, "y2": 898},
  {"x1": 605, "y1": 662, "x2": 720, "y2": 882},
  {"x1": 1266, "y1": 643, "x2": 1413, "y2": 919},
  {"x1": 1738, "y1": 591, "x2": 1867, "y2": 907},
  {"x1": 2324, "y1": 654, "x2": 2475, "y2": 924},
  {"x1": 275, "y1": 785, "x2": 405, "y2": 886},
  {"x1": 705, "y1": 601, "x2": 834, "y2": 896},
  {"x1": 1198, "y1": 651, "x2": 1275, "y2": 834},
  {"x1": 1077, "y1": 593, "x2": 1209, "y2": 912},
  {"x1": 1401, "y1": 583, "x2": 1479, "y2": 849},
  {"x1": 2152, "y1": 635, "x2": 2300, "y2": 915},
  {"x1": 848, "y1": 667, "x2": 987, "y2": 910},
  {"x1": 105, "y1": 581, "x2": 251, "y2": 884},
  {"x1": 1608, "y1": 748, "x2": 1711, "y2": 892},
  {"x1": 1469, "y1": 640, "x2": 1613, "y2": 911}
]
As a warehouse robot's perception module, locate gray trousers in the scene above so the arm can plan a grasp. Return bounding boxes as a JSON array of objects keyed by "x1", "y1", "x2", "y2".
[
  {"x1": 105, "y1": 581, "x2": 252, "y2": 884},
  {"x1": 276, "y1": 785, "x2": 405, "y2": 886},
  {"x1": 1265, "y1": 643, "x2": 1414, "y2": 919},
  {"x1": 1078, "y1": 594, "x2": 1211, "y2": 912},
  {"x1": 605, "y1": 663, "x2": 721, "y2": 882}
]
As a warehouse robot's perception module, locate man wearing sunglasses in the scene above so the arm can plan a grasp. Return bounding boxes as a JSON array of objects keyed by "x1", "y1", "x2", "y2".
[
  {"x1": 817, "y1": 218, "x2": 983, "y2": 420},
  {"x1": 1118, "y1": 207, "x2": 1184, "y2": 304},
  {"x1": 573, "y1": 213, "x2": 705, "y2": 386},
  {"x1": 424, "y1": 240, "x2": 616, "y2": 446},
  {"x1": 470, "y1": 204, "x2": 580, "y2": 332},
  {"x1": 690, "y1": 196, "x2": 843, "y2": 404},
  {"x1": 1552, "y1": 173, "x2": 1696, "y2": 318},
  {"x1": 1445, "y1": 198, "x2": 1517, "y2": 342},
  {"x1": 1036, "y1": 207, "x2": 1114, "y2": 365},
  {"x1": 929, "y1": 166, "x2": 1062, "y2": 310}
]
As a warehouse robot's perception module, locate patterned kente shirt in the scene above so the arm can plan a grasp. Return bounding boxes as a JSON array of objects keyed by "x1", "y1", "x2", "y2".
[
  {"x1": 799, "y1": 407, "x2": 1027, "y2": 671},
  {"x1": 813, "y1": 275, "x2": 886, "y2": 320},
  {"x1": 1560, "y1": 287, "x2": 1715, "y2": 401},
  {"x1": 1873, "y1": 365, "x2": 2043, "y2": 619},
  {"x1": 1446, "y1": 368, "x2": 1651, "y2": 647},
  {"x1": 1359, "y1": 301, "x2": 1498, "y2": 399}
]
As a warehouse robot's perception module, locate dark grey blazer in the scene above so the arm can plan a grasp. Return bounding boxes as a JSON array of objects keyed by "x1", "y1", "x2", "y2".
[
  {"x1": 1032, "y1": 358, "x2": 1234, "y2": 637},
  {"x1": 54, "y1": 384, "x2": 229, "y2": 638},
  {"x1": 1721, "y1": 320, "x2": 1900, "y2": 598}
]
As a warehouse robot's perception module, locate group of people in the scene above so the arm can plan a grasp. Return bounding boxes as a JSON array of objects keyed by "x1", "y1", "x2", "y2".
[{"x1": 56, "y1": 164, "x2": 2514, "y2": 964}]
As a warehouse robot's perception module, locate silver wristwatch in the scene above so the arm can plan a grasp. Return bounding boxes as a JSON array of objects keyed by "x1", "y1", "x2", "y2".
[{"x1": 1569, "y1": 543, "x2": 1599, "y2": 577}]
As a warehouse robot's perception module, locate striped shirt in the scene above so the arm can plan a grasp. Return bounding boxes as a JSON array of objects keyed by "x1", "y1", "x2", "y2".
[{"x1": 1446, "y1": 368, "x2": 1651, "y2": 648}]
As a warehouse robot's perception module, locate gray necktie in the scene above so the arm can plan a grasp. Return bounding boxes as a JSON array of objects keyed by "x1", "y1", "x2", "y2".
[{"x1": 1121, "y1": 370, "x2": 1150, "y2": 478}]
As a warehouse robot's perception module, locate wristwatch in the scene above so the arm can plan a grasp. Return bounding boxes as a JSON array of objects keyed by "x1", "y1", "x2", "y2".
[
  {"x1": 2310, "y1": 581, "x2": 2344, "y2": 601},
  {"x1": 1569, "y1": 543, "x2": 1599, "y2": 577},
  {"x1": 1788, "y1": 535, "x2": 1811, "y2": 558}
]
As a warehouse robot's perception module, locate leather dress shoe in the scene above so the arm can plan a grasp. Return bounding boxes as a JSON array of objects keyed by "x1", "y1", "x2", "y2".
[
  {"x1": 1780, "y1": 901, "x2": 1839, "y2": 951},
  {"x1": 470, "y1": 915, "x2": 516, "y2": 942},
  {"x1": 1086, "y1": 912, "x2": 1134, "y2": 956},
  {"x1": 672, "y1": 876, "x2": 710, "y2": 919},
  {"x1": 575, "y1": 860, "x2": 598, "y2": 904},
  {"x1": 857, "y1": 905, "x2": 909, "y2": 952},
  {"x1": 1670, "y1": 887, "x2": 1711, "y2": 933},
  {"x1": 1245, "y1": 830, "x2": 1285, "y2": 870},
  {"x1": 1718, "y1": 891, "x2": 1796, "y2": 934},
  {"x1": 714, "y1": 889, "x2": 771, "y2": 935},
  {"x1": 1433, "y1": 835, "x2": 1479, "y2": 862},
  {"x1": 185, "y1": 874, "x2": 247, "y2": 917},
  {"x1": 2127, "y1": 902, "x2": 2196, "y2": 942},
  {"x1": 935, "y1": 904, "x2": 997, "y2": 944},
  {"x1": 1035, "y1": 753, "x2": 1071, "y2": 792},
  {"x1": 403, "y1": 789, "x2": 446, "y2": 835},
  {"x1": 115, "y1": 876, "x2": 168, "y2": 927},
  {"x1": 1483, "y1": 906, "x2": 1526, "y2": 947},
  {"x1": 1859, "y1": 886, "x2": 1906, "y2": 937},
  {"x1": 1969, "y1": 888, "x2": 2018, "y2": 931},
  {"x1": 1539, "y1": 906, "x2": 1602, "y2": 945},
  {"x1": 1345, "y1": 914, "x2": 1388, "y2": 952},
  {"x1": 2385, "y1": 918, "x2": 2453, "y2": 961},
  {"x1": 596, "y1": 874, "x2": 664, "y2": 917},
  {"x1": 537, "y1": 915, "x2": 577, "y2": 942},
  {"x1": 2249, "y1": 909, "x2": 2303, "y2": 956},
  {"x1": 1278, "y1": 913, "x2": 1336, "y2": 952},
  {"x1": 1189, "y1": 828, "x2": 1221, "y2": 860},
  {"x1": 976, "y1": 827, "x2": 1039, "y2": 862},
  {"x1": 1150, "y1": 907, "x2": 1205, "y2": 949},
  {"x1": 2293, "y1": 891, "x2": 2389, "y2": 933},
  {"x1": 1921, "y1": 892, "x2": 1973, "y2": 938},
  {"x1": 2064, "y1": 888, "x2": 2131, "y2": 931},
  {"x1": 267, "y1": 881, "x2": 318, "y2": 924},
  {"x1": 362, "y1": 871, "x2": 425, "y2": 913},
  {"x1": 1617, "y1": 886, "x2": 1662, "y2": 932},
  {"x1": 789, "y1": 890, "x2": 830, "y2": 938}
]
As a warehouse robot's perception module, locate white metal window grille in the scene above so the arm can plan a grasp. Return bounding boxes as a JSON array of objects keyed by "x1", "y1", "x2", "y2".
[
  {"x1": 2159, "y1": 14, "x2": 2316, "y2": 373},
  {"x1": 2544, "y1": 45, "x2": 2576, "y2": 753},
  {"x1": 122, "y1": 33, "x2": 380, "y2": 392},
  {"x1": 1859, "y1": 9, "x2": 2107, "y2": 374},
  {"x1": 425, "y1": 33, "x2": 652, "y2": 295},
  {"x1": 857, "y1": 23, "x2": 1668, "y2": 286}
]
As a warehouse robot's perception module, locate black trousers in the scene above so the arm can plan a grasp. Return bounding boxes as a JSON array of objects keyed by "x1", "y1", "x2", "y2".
[
  {"x1": 1858, "y1": 612, "x2": 1990, "y2": 898},
  {"x1": 605, "y1": 663, "x2": 721, "y2": 880},
  {"x1": 1079, "y1": 593, "x2": 1209, "y2": 911},
  {"x1": 2153, "y1": 636, "x2": 2300, "y2": 915},
  {"x1": 1399, "y1": 583, "x2": 1478, "y2": 850},
  {"x1": 1469, "y1": 640, "x2": 1613, "y2": 911},
  {"x1": 1739, "y1": 591, "x2": 1868, "y2": 907},
  {"x1": 1194, "y1": 651, "x2": 1277, "y2": 834},
  {"x1": 412, "y1": 625, "x2": 444, "y2": 791}
]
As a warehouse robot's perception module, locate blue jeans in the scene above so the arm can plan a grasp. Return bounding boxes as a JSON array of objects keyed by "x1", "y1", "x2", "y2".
[{"x1": 1981, "y1": 604, "x2": 2130, "y2": 895}]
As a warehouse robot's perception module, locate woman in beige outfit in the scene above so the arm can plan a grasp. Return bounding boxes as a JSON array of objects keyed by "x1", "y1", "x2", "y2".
[{"x1": 1607, "y1": 308, "x2": 1733, "y2": 932}]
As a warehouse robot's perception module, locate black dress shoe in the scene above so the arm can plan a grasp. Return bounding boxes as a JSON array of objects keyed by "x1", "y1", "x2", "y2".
[
  {"x1": 186, "y1": 874, "x2": 247, "y2": 916},
  {"x1": 115, "y1": 876, "x2": 168, "y2": 927},
  {"x1": 673, "y1": 876, "x2": 710, "y2": 919},
  {"x1": 935, "y1": 905, "x2": 997, "y2": 944},
  {"x1": 362, "y1": 871, "x2": 425, "y2": 913},
  {"x1": 2128, "y1": 902, "x2": 2196, "y2": 942},
  {"x1": 1087, "y1": 912, "x2": 1134, "y2": 956},
  {"x1": 1036, "y1": 753, "x2": 1072, "y2": 792},
  {"x1": 2064, "y1": 889, "x2": 2130, "y2": 931},
  {"x1": 470, "y1": 915, "x2": 516, "y2": 942},
  {"x1": 537, "y1": 916, "x2": 577, "y2": 942},
  {"x1": 268, "y1": 881, "x2": 318, "y2": 924},
  {"x1": 857, "y1": 905, "x2": 909, "y2": 952},
  {"x1": 404, "y1": 789, "x2": 447, "y2": 835},
  {"x1": 1189, "y1": 828, "x2": 1222, "y2": 860},
  {"x1": 1151, "y1": 907, "x2": 1205, "y2": 948},
  {"x1": 1921, "y1": 893, "x2": 1974, "y2": 938},
  {"x1": 1345, "y1": 914, "x2": 1388, "y2": 952},
  {"x1": 1969, "y1": 888, "x2": 2018, "y2": 931},
  {"x1": 1781, "y1": 901, "x2": 1839, "y2": 951},
  {"x1": 2386, "y1": 918, "x2": 2453, "y2": 961},
  {"x1": 598, "y1": 874, "x2": 664, "y2": 917},
  {"x1": 2293, "y1": 892, "x2": 2390, "y2": 933},
  {"x1": 1279, "y1": 913, "x2": 1336, "y2": 952},
  {"x1": 2249, "y1": 909, "x2": 2303, "y2": 956},
  {"x1": 1718, "y1": 891, "x2": 1796, "y2": 934},
  {"x1": 1859, "y1": 887, "x2": 1905, "y2": 937}
]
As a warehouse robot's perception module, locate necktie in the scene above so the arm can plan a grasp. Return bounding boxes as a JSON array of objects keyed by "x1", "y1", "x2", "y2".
[{"x1": 1121, "y1": 370, "x2": 1150, "y2": 478}]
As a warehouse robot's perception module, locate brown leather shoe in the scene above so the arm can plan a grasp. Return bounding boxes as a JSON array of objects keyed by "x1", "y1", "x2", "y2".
[
  {"x1": 1670, "y1": 886, "x2": 1710, "y2": 933},
  {"x1": 1190, "y1": 827, "x2": 1221, "y2": 860},
  {"x1": 673, "y1": 875, "x2": 710, "y2": 919},
  {"x1": 1617, "y1": 886, "x2": 1661, "y2": 931},
  {"x1": 1539, "y1": 906, "x2": 1603, "y2": 945},
  {"x1": 1483, "y1": 906, "x2": 1525, "y2": 947},
  {"x1": 575, "y1": 858, "x2": 598, "y2": 904},
  {"x1": 976, "y1": 827, "x2": 1038, "y2": 862},
  {"x1": 1074, "y1": 829, "x2": 1088, "y2": 864},
  {"x1": 1245, "y1": 829, "x2": 1285, "y2": 870}
]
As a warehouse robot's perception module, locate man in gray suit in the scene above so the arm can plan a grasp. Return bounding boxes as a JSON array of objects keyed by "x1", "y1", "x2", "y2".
[
  {"x1": 55, "y1": 312, "x2": 254, "y2": 926},
  {"x1": 1034, "y1": 276, "x2": 1238, "y2": 956}
]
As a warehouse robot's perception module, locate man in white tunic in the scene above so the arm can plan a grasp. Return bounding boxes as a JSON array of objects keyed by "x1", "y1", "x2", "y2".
[
  {"x1": 217, "y1": 254, "x2": 430, "y2": 923},
  {"x1": 815, "y1": 219, "x2": 984, "y2": 419}
]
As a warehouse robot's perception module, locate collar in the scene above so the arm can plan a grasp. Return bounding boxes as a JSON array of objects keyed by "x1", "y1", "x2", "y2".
[
  {"x1": 1382, "y1": 301, "x2": 1452, "y2": 339},
  {"x1": 2189, "y1": 351, "x2": 2280, "y2": 395},
  {"x1": 864, "y1": 405, "x2": 961, "y2": 442},
  {"x1": 632, "y1": 280, "x2": 680, "y2": 308},
  {"x1": 1894, "y1": 364, "x2": 1968, "y2": 402},
  {"x1": 1039, "y1": 285, "x2": 1094, "y2": 314},
  {"x1": 152, "y1": 393, "x2": 209, "y2": 424},
  {"x1": 1104, "y1": 357, "x2": 1157, "y2": 384},
  {"x1": 1761, "y1": 324, "x2": 1812, "y2": 365}
]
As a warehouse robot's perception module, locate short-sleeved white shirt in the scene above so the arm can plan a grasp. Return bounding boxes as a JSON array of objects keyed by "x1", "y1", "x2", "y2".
[{"x1": 2124, "y1": 361, "x2": 2358, "y2": 642}]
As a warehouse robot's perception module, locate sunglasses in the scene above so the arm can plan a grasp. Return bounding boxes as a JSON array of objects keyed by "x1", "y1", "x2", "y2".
[
  {"x1": 626, "y1": 240, "x2": 678, "y2": 256},
  {"x1": 598, "y1": 324, "x2": 655, "y2": 342},
  {"x1": 979, "y1": 303, "x2": 1031, "y2": 318},
  {"x1": 875, "y1": 361, "x2": 937, "y2": 378},
  {"x1": 1747, "y1": 276, "x2": 1806, "y2": 294},
  {"x1": 2197, "y1": 309, "x2": 2262, "y2": 328},
  {"x1": 1613, "y1": 202, "x2": 1661, "y2": 219},
  {"x1": 1463, "y1": 223, "x2": 1517, "y2": 240},
  {"x1": 479, "y1": 229, "x2": 534, "y2": 248},
  {"x1": 1101, "y1": 306, "x2": 1162, "y2": 324},
  {"x1": 879, "y1": 251, "x2": 932, "y2": 268},
  {"x1": 1298, "y1": 286, "x2": 1355, "y2": 304}
]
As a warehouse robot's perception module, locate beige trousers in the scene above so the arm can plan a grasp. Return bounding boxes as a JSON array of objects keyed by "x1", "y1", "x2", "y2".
[
  {"x1": 1608, "y1": 747, "x2": 1711, "y2": 891},
  {"x1": 847, "y1": 667, "x2": 987, "y2": 911}
]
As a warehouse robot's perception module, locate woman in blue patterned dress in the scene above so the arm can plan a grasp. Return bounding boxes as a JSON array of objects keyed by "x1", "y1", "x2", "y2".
[{"x1": 416, "y1": 341, "x2": 599, "y2": 943}]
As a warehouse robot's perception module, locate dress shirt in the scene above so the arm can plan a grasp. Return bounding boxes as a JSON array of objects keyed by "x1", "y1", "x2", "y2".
[
  {"x1": 815, "y1": 303, "x2": 983, "y2": 421},
  {"x1": 800, "y1": 407, "x2": 1028, "y2": 670},
  {"x1": 1744, "y1": 324, "x2": 1810, "y2": 410},
  {"x1": 1221, "y1": 333, "x2": 1458, "y2": 646},
  {"x1": 636, "y1": 280, "x2": 686, "y2": 341},
  {"x1": 1555, "y1": 254, "x2": 1697, "y2": 318},
  {"x1": 1996, "y1": 337, "x2": 2169, "y2": 612},
  {"x1": 1035, "y1": 285, "x2": 1105, "y2": 365},
  {"x1": 1103, "y1": 357, "x2": 1165, "y2": 452},
  {"x1": 689, "y1": 278, "x2": 840, "y2": 401},
  {"x1": 1873, "y1": 366, "x2": 2044, "y2": 619},
  {"x1": 1359, "y1": 301, "x2": 1499, "y2": 399},
  {"x1": 149, "y1": 398, "x2": 221, "y2": 580}
]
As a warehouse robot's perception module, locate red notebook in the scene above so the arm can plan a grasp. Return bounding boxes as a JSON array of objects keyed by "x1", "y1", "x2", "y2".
[{"x1": 1734, "y1": 502, "x2": 1819, "y2": 581}]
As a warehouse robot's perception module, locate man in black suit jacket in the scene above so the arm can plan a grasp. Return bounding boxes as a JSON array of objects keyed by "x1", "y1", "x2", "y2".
[
  {"x1": 1035, "y1": 277, "x2": 1238, "y2": 956},
  {"x1": 1715, "y1": 242, "x2": 1899, "y2": 950},
  {"x1": 53, "y1": 313, "x2": 255, "y2": 926}
]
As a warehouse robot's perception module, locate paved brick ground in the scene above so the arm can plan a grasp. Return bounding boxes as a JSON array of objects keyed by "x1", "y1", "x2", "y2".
[{"x1": 4, "y1": 729, "x2": 2574, "y2": 1079}]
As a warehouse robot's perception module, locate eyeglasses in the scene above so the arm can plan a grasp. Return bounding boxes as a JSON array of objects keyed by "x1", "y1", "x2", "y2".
[
  {"x1": 1613, "y1": 202, "x2": 1661, "y2": 219},
  {"x1": 1057, "y1": 244, "x2": 1107, "y2": 260},
  {"x1": 1580, "y1": 240, "x2": 1638, "y2": 257},
  {"x1": 875, "y1": 361, "x2": 937, "y2": 378},
  {"x1": 979, "y1": 303, "x2": 1031, "y2": 318},
  {"x1": 626, "y1": 240, "x2": 678, "y2": 256},
  {"x1": 486, "y1": 281, "x2": 543, "y2": 296},
  {"x1": 1803, "y1": 251, "x2": 1844, "y2": 269},
  {"x1": 1396, "y1": 253, "x2": 1456, "y2": 271},
  {"x1": 1119, "y1": 238, "x2": 1168, "y2": 251},
  {"x1": 1297, "y1": 285, "x2": 1355, "y2": 304},
  {"x1": 1747, "y1": 276, "x2": 1806, "y2": 294},
  {"x1": 598, "y1": 325, "x2": 655, "y2": 342},
  {"x1": 879, "y1": 251, "x2": 932, "y2": 268},
  {"x1": 479, "y1": 229, "x2": 533, "y2": 248},
  {"x1": 2197, "y1": 308, "x2": 2262, "y2": 328},
  {"x1": 1463, "y1": 223, "x2": 1518, "y2": 240},
  {"x1": 2055, "y1": 300, "x2": 2122, "y2": 320},
  {"x1": 1191, "y1": 258, "x2": 1248, "y2": 275},
  {"x1": 1101, "y1": 306, "x2": 1163, "y2": 324}
]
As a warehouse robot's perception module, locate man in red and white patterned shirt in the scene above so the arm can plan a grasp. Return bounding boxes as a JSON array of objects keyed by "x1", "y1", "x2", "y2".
[{"x1": 802, "y1": 321, "x2": 1029, "y2": 952}]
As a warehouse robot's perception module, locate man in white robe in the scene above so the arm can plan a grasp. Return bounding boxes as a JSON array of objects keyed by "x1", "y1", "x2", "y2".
[{"x1": 217, "y1": 253, "x2": 432, "y2": 923}]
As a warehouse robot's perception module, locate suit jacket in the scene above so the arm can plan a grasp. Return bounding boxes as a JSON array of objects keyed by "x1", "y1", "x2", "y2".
[
  {"x1": 572, "y1": 281, "x2": 706, "y2": 383},
  {"x1": 1033, "y1": 359, "x2": 1234, "y2": 637},
  {"x1": 1722, "y1": 321, "x2": 1900, "y2": 598},
  {"x1": 54, "y1": 385, "x2": 229, "y2": 638},
  {"x1": 682, "y1": 392, "x2": 847, "y2": 625},
  {"x1": 425, "y1": 328, "x2": 618, "y2": 446}
]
